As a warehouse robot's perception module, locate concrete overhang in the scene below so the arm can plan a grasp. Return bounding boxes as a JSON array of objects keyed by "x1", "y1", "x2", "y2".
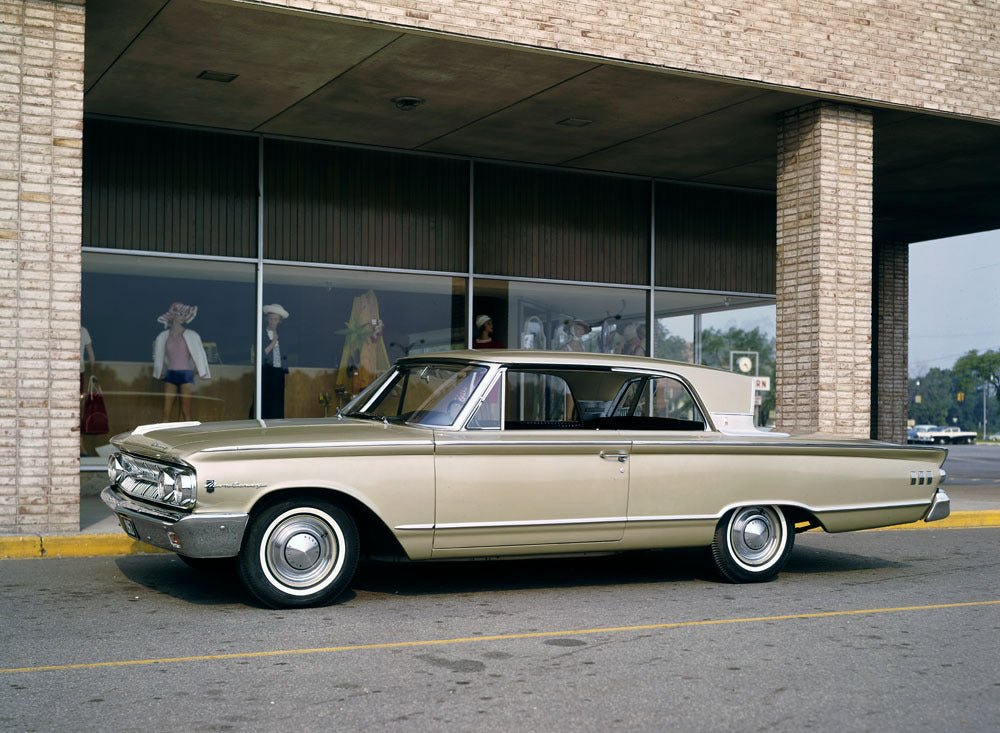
[{"x1": 85, "y1": 0, "x2": 1000, "y2": 244}]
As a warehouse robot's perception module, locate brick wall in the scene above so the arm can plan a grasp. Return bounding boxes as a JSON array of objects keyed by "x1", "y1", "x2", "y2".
[
  {"x1": 775, "y1": 101, "x2": 873, "y2": 438},
  {"x1": 874, "y1": 241, "x2": 909, "y2": 444},
  {"x1": 254, "y1": 1, "x2": 1000, "y2": 124},
  {"x1": 0, "y1": 0, "x2": 84, "y2": 534}
]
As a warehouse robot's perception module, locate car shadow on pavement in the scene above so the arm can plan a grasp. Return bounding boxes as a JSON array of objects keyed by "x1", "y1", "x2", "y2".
[
  {"x1": 114, "y1": 555, "x2": 258, "y2": 607},
  {"x1": 112, "y1": 543, "x2": 907, "y2": 607},
  {"x1": 352, "y1": 548, "x2": 722, "y2": 596},
  {"x1": 783, "y1": 543, "x2": 906, "y2": 575}
]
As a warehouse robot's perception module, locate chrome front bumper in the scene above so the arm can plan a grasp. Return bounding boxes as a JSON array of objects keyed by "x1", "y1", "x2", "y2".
[
  {"x1": 923, "y1": 488, "x2": 951, "y2": 523},
  {"x1": 101, "y1": 485, "x2": 249, "y2": 557}
]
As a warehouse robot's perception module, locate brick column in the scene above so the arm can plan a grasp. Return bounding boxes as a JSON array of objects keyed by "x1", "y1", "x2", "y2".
[
  {"x1": 873, "y1": 240, "x2": 908, "y2": 444},
  {"x1": 0, "y1": 1, "x2": 84, "y2": 534},
  {"x1": 775, "y1": 101, "x2": 873, "y2": 438}
]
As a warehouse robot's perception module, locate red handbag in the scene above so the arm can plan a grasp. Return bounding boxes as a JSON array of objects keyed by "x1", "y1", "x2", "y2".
[{"x1": 82, "y1": 376, "x2": 109, "y2": 435}]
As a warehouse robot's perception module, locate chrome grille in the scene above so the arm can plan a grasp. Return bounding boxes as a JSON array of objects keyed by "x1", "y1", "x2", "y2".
[{"x1": 117, "y1": 455, "x2": 169, "y2": 503}]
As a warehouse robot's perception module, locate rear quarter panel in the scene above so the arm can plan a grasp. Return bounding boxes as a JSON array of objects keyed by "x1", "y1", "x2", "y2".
[{"x1": 625, "y1": 438, "x2": 946, "y2": 546}]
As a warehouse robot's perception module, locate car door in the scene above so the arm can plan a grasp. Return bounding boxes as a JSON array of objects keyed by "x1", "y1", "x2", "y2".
[
  {"x1": 616, "y1": 374, "x2": 720, "y2": 543},
  {"x1": 432, "y1": 369, "x2": 629, "y2": 550}
]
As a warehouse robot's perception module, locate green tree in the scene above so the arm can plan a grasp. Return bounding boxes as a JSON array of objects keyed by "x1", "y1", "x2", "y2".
[
  {"x1": 700, "y1": 325, "x2": 776, "y2": 425},
  {"x1": 654, "y1": 320, "x2": 692, "y2": 362},
  {"x1": 952, "y1": 350, "x2": 1000, "y2": 436},
  {"x1": 953, "y1": 349, "x2": 1000, "y2": 395}
]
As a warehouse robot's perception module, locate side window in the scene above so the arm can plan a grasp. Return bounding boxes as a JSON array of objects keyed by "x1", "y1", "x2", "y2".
[
  {"x1": 466, "y1": 377, "x2": 501, "y2": 430},
  {"x1": 505, "y1": 371, "x2": 577, "y2": 427},
  {"x1": 634, "y1": 376, "x2": 703, "y2": 423}
]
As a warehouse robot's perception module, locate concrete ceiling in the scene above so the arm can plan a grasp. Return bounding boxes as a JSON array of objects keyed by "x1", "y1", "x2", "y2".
[{"x1": 84, "y1": 0, "x2": 1000, "y2": 244}]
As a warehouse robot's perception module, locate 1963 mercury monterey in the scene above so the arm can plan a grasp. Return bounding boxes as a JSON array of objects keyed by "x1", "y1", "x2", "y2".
[{"x1": 102, "y1": 351, "x2": 950, "y2": 608}]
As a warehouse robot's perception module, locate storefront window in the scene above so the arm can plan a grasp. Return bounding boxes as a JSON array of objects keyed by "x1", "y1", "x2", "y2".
[
  {"x1": 262, "y1": 265, "x2": 466, "y2": 417},
  {"x1": 80, "y1": 253, "x2": 257, "y2": 466},
  {"x1": 473, "y1": 279, "x2": 647, "y2": 355},
  {"x1": 655, "y1": 290, "x2": 776, "y2": 425},
  {"x1": 701, "y1": 303, "x2": 776, "y2": 425}
]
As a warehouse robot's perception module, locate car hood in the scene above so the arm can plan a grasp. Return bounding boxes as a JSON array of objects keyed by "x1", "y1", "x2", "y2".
[{"x1": 112, "y1": 417, "x2": 434, "y2": 462}]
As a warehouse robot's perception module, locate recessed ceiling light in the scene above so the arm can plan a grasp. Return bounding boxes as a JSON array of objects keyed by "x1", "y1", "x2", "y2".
[
  {"x1": 556, "y1": 117, "x2": 593, "y2": 127},
  {"x1": 197, "y1": 70, "x2": 239, "y2": 83},
  {"x1": 392, "y1": 96, "x2": 425, "y2": 111}
]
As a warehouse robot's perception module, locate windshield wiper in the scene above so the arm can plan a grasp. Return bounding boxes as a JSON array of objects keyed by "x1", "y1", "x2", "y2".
[{"x1": 344, "y1": 411, "x2": 393, "y2": 425}]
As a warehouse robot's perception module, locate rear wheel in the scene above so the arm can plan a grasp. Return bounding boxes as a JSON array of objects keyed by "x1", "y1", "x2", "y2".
[
  {"x1": 710, "y1": 505, "x2": 793, "y2": 583},
  {"x1": 238, "y1": 499, "x2": 359, "y2": 608}
]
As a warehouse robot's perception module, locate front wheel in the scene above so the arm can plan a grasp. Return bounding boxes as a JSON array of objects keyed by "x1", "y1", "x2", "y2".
[
  {"x1": 710, "y1": 505, "x2": 793, "y2": 583},
  {"x1": 238, "y1": 499, "x2": 359, "y2": 608}
]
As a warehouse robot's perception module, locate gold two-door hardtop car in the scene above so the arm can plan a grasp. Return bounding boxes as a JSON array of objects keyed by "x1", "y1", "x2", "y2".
[{"x1": 102, "y1": 350, "x2": 950, "y2": 608}]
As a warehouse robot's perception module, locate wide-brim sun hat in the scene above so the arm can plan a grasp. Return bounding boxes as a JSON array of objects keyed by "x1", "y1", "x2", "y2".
[
  {"x1": 262, "y1": 303, "x2": 289, "y2": 320},
  {"x1": 157, "y1": 302, "x2": 197, "y2": 327}
]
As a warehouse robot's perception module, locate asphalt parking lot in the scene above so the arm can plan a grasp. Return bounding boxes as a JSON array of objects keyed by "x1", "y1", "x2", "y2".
[{"x1": 2, "y1": 527, "x2": 999, "y2": 731}]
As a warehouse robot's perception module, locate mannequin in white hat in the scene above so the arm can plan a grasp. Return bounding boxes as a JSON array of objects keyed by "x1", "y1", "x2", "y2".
[
  {"x1": 472, "y1": 314, "x2": 504, "y2": 349},
  {"x1": 260, "y1": 303, "x2": 290, "y2": 418},
  {"x1": 152, "y1": 302, "x2": 210, "y2": 421}
]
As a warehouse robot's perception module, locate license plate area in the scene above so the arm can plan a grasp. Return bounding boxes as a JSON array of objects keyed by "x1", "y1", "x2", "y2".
[{"x1": 118, "y1": 515, "x2": 139, "y2": 539}]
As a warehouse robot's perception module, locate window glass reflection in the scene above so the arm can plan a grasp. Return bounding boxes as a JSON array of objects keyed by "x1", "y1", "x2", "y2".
[
  {"x1": 262, "y1": 266, "x2": 466, "y2": 416},
  {"x1": 80, "y1": 253, "x2": 256, "y2": 465},
  {"x1": 473, "y1": 279, "x2": 647, "y2": 355},
  {"x1": 701, "y1": 304, "x2": 776, "y2": 426},
  {"x1": 655, "y1": 290, "x2": 775, "y2": 425}
]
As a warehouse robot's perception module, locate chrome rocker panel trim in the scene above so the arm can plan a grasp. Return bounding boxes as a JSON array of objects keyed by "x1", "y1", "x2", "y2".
[{"x1": 101, "y1": 485, "x2": 249, "y2": 558}]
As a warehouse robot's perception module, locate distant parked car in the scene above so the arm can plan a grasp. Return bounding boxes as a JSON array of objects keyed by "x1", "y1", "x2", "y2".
[{"x1": 908, "y1": 425, "x2": 976, "y2": 445}]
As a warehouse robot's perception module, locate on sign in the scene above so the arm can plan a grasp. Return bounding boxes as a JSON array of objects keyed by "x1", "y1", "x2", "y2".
[{"x1": 752, "y1": 376, "x2": 771, "y2": 391}]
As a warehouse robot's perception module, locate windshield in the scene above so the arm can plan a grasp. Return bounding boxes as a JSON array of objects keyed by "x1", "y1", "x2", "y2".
[{"x1": 345, "y1": 362, "x2": 489, "y2": 427}]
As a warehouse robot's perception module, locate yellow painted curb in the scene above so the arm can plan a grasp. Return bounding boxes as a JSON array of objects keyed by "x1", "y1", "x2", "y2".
[
  {"x1": 0, "y1": 533, "x2": 167, "y2": 559},
  {"x1": 880, "y1": 510, "x2": 1000, "y2": 531},
  {"x1": 41, "y1": 534, "x2": 168, "y2": 558},
  {"x1": 0, "y1": 536, "x2": 43, "y2": 559}
]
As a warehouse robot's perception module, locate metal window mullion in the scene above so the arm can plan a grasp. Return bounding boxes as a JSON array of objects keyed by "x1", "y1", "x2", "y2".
[
  {"x1": 254, "y1": 135, "x2": 264, "y2": 421},
  {"x1": 467, "y1": 160, "x2": 475, "y2": 349},
  {"x1": 649, "y1": 179, "x2": 656, "y2": 358}
]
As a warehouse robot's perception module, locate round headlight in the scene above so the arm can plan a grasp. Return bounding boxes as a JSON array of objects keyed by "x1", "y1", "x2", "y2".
[
  {"x1": 157, "y1": 470, "x2": 176, "y2": 501},
  {"x1": 107, "y1": 454, "x2": 123, "y2": 484}
]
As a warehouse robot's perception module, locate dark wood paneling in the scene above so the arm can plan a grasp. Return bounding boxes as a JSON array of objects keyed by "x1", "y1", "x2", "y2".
[
  {"x1": 474, "y1": 164, "x2": 650, "y2": 285},
  {"x1": 655, "y1": 184, "x2": 776, "y2": 294},
  {"x1": 264, "y1": 140, "x2": 468, "y2": 271},
  {"x1": 83, "y1": 120, "x2": 258, "y2": 257}
]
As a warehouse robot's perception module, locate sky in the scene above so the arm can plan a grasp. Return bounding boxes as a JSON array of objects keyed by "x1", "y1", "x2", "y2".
[{"x1": 908, "y1": 229, "x2": 1000, "y2": 377}]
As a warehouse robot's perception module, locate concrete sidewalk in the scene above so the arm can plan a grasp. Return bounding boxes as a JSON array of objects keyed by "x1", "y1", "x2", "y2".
[{"x1": 2, "y1": 485, "x2": 999, "y2": 560}]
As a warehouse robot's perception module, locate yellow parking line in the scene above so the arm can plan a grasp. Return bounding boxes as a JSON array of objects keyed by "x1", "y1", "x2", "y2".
[
  {"x1": 876, "y1": 510, "x2": 1000, "y2": 531},
  {"x1": 3, "y1": 599, "x2": 998, "y2": 675}
]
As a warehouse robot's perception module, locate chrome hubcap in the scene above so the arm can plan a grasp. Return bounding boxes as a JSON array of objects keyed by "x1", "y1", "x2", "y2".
[
  {"x1": 729, "y1": 507, "x2": 783, "y2": 567},
  {"x1": 284, "y1": 532, "x2": 321, "y2": 570},
  {"x1": 742, "y1": 517, "x2": 769, "y2": 551},
  {"x1": 264, "y1": 513, "x2": 339, "y2": 589}
]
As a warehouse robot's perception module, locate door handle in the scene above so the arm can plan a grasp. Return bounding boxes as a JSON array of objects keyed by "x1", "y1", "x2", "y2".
[{"x1": 600, "y1": 450, "x2": 629, "y2": 463}]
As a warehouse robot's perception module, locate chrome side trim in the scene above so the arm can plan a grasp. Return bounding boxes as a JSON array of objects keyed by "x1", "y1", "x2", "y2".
[
  {"x1": 628, "y1": 498, "x2": 929, "y2": 523},
  {"x1": 435, "y1": 440, "x2": 632, "y2": 448},
  {"x1": 199, "y1": 440, "x2": 435, "y2": 454},
  {"x1": 629, "y1": 439, "x2": 947, "y2": 452},
  {"x1": 396, "y1": 498, "x2": 932, "y2": 532},
  {"x1": 430, "y1": 516, "x2": 629, "y2": 530}
]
